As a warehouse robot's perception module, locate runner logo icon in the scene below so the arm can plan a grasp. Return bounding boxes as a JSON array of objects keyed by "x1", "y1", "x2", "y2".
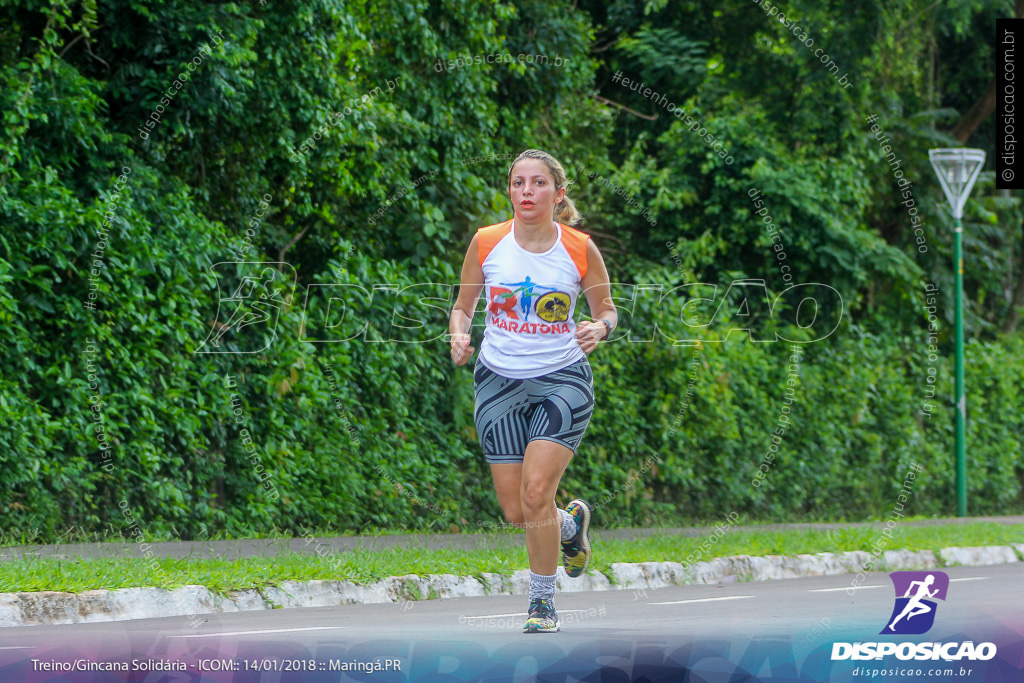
[
  {"x1": 881, "y1": 571, "x2": 949, "y2": 635},
  {"x1": 196, "y1": 262, "x2": 296, "y2": 354}
]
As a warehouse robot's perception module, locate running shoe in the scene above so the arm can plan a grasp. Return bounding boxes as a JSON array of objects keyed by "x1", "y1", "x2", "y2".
[
  {"x1": 561, "y1": 498, "x2": 592, "y2": 578},
  {"x1": 522, "y1": 598, "x2": 559, "y2": 633}
]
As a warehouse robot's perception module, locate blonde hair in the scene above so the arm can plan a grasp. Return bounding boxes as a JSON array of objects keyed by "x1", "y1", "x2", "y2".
[{"x1": 507, "y1": 149, "x2": 583, "y2": 227}]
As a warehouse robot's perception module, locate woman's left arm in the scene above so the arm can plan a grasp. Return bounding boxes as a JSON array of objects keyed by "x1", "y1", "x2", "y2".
[{"x1": 576, "y1": 238, "x2": 618, "y2": 355}]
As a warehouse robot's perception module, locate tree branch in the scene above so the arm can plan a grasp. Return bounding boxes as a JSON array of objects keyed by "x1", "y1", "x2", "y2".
[
  {"x1": 57, "y1": 32, "x2": 87, "y2": 60},
  {"x1": 952, "y1": 79, "x2": 996, "y2": 144},
  {"x1": 278, "y1": 226, "x2": 310, "y2": 264},
  {"x1": 593, "y1": 94, "x2": 659, "y2": 121}
]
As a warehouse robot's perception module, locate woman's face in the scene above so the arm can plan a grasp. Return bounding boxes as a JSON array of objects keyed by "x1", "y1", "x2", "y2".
[{"x1": 509, "y1": 158, "x2": 565, "y2": 223}]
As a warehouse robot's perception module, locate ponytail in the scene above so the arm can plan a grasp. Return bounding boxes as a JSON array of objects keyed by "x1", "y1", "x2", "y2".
[{"x1": 554, "y1": 195, "x2": 582, "y2": 227}]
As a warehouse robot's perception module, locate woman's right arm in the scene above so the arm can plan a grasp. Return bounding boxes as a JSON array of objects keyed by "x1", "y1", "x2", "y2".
[{"x1": 449, "y1": 233, "x2": 484, "y2": 366}]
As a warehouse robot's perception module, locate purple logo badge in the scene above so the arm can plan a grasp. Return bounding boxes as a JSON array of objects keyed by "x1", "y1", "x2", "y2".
[{"x1": 880, "y1": 571, "x2": 949, "y2": 635}]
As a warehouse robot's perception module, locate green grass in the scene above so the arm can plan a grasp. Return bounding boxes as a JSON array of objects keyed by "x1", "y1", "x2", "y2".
[
  {"x1": 595, "y1": 523, "x2": 1024, "y2": 565},
  {"x1": 0, "y1": 522, "x2": 1020, "y2": 594}
]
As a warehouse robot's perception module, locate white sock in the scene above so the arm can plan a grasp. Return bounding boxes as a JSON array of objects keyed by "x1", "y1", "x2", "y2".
[
  {"x1": 558, "y1": 508, "x2": 576, "y2": 542},
  {"x1": 528, "y1": 571, "x2": 557, "y2": 601}
]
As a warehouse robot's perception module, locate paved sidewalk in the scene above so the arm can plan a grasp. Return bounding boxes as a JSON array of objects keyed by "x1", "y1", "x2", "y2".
[{"x1": 2, "y1": 515, "x2": 1021, "y2": 562}]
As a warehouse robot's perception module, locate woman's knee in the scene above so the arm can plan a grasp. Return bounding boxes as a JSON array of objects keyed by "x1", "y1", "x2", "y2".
[{"x1": 520, "y1": 485, "x2": 553, "y2": 517}]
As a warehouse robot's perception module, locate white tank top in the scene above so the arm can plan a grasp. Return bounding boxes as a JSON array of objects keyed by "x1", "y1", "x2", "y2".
[{"x1": 476, "y1": 219, "x2": 589, "y2": 379}]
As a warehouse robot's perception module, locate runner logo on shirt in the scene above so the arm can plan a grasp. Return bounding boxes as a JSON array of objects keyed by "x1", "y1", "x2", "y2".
[{"x1": 488, "y1": 276, "x2": 571, "y2": 333}]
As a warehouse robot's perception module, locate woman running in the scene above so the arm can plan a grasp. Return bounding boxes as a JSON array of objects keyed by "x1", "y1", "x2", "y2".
[{"x1": 448, "y1": 149, "x2": 618, "y2": 633}]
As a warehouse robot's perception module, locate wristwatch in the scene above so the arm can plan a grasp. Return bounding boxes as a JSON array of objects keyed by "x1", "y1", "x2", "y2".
[{"x1": 598, "y1": 318, "x2": 613, "y2": 340}]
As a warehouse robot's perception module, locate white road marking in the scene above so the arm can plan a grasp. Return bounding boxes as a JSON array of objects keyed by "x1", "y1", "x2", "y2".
[
  {"x1": 650, "y1": 596, "x2": 754, "y2": 606},
  {"x1": 809, "y1": 576, "x2": 989, "y2": 594},
  {"x1": 169, "y1": 626, "x2": 348, "y2": 638}
]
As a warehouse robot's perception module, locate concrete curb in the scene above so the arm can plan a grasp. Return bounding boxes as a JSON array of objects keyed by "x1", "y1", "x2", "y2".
[{"x1": 1, "y1": 545, "x2": 1018, "y2": 628}]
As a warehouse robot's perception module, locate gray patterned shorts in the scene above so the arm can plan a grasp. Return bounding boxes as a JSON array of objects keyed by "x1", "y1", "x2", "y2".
[{"x1": 473, "y1": 357, "x2": 595, "y2": 464}]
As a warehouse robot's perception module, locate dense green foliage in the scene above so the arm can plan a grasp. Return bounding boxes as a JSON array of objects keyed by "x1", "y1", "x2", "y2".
[{"x1": 1, "y1": 0, "x2": 1020, "y2": 542}]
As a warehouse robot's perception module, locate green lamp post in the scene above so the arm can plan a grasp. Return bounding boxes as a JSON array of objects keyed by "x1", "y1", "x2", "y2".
[{"x1": 928, "y1": 148, "x2": 985, "y2": 517}]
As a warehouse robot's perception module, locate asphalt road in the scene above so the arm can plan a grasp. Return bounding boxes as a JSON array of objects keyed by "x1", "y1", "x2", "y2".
[{"x1": 1, "y1": 565, "x2": 1022, "y2": 682}]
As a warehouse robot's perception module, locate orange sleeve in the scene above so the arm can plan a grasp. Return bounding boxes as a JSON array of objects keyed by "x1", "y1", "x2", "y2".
[
  {"x1": 476, "y1": 219, "x2": 514, "y2": 269},
  {"x1": 559, "y1": 223, "x2": 590, "y2": 280}
]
